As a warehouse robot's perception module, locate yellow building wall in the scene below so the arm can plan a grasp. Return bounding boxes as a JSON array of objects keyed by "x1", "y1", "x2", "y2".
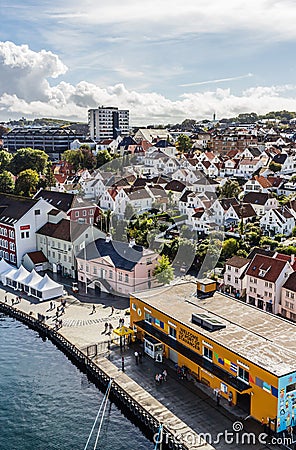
[{"x1": 130, "y1": 296, "x2": 278, "y2": 423}]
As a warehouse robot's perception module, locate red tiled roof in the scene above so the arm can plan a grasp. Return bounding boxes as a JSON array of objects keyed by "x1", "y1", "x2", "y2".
[{"x1": 246, "y1": 254, "x2": 288, "y2": 283}]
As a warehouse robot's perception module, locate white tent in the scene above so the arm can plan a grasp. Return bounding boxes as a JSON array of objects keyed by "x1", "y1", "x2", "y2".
[
  {"x1": 3, "y1": 267, "x2": 18, "y2": 287},
  {"x1": 0, "y1": 258, "x2": 14, "y2": 284},
  {"x1": 22, "y1": 269, "x2": 43, "y2": 294},
  {"x1": 30, "y1": 274, "x2": 64, "y2": 301},
  {"x1": 11, "y1": 265, "x2": 30, "y2": 290}
]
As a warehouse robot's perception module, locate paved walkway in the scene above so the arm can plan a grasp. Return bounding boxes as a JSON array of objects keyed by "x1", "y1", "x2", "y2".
[{"x1": 109, "y1": 345, "x2": 282, "y2": 450}]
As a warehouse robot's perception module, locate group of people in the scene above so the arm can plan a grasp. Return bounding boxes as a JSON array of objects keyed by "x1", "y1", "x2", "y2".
[
  {"x1": 103, "y1": 322, "x2": 113, "y2": 335},
  {"x1": 134, "y1": 350, "x2": 143, "y2": 365},
  {"x1": 155, "y1": 369, "x2": 167, "y2": 384},
  {"x1": 175, "y1": 364, "x2": 189, "y2": 380},
  {"x1": 5, "y1": 295, "x2": 21, "y2": 306}
]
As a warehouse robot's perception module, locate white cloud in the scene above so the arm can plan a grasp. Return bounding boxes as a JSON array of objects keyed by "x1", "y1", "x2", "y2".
[
  {"x1": 1, "y1": 41, "x2": 296, "y2": 124},
  {"x1": 44, "y1": 0, "x2": 296, "y2": 42}
]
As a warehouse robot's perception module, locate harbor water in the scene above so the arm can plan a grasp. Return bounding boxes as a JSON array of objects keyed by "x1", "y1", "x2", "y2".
[{"x1": 0, "y1": 313, "x2": 153, "y2": 450}]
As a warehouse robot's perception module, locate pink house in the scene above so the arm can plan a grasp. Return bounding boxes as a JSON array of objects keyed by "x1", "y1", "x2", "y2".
[{"x1": 76, "y1": 236, "x2": 160, "y2": 296}]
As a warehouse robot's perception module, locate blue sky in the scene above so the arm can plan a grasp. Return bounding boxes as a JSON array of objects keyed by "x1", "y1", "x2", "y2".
[{"x1": 1, "y1": 0, "x2": 296, "y2": 124}]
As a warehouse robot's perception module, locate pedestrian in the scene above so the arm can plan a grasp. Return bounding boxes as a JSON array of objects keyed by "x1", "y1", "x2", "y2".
[
  {"x1": 92, "y1": 304, "x2": 96, "y2": 314},
  {"x1": 228, "y1": 391, "x2": 233, "y2": 406},
  {"x1": 110, "y1": 305, "x2": 114, "y2": 315},
  {"x1": 134, "y1": 350, "x2": 139, "y2": 365},
  {"x1": 104, "y1": 322, "x2": 108, "y2": 333},
  {"x1": 50, "y1": 301, "x2": 53, "y2": 310},
  {"x1": 162, "y1": 369, "x2": 167, "y2": 381},
  {"x1": 138, "y1": 351, "x2": 142, "y2": 364},
  {"x1": 109, "y1": 323, "x2": 113, "y2": 334},
  {"x1": 121, "y1": 356, "x2": 125, "y2": 372},
  {"x1": 216, "y1": 390, "x2": 221, "y2": 406},
  {"x1": 4, "y1": 295, "x2": 7, "y2": 303}
]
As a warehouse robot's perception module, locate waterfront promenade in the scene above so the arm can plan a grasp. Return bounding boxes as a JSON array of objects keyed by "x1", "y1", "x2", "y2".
[{"x1": 0, "y1": 287, "x2": 283, "y2": 450}]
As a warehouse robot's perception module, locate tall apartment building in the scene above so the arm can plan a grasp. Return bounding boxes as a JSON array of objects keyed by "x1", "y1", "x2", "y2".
[{"x1": 88, "y1": 107, "x2": 129, "y2": 141}]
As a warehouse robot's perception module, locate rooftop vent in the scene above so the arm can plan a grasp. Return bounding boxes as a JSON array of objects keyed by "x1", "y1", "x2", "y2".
[{"x1": 192, "y1": 313, "x2": 226, "y2": 332}]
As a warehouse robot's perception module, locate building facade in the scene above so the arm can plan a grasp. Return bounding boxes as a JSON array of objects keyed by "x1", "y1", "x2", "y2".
[
  {"x1": 130, "y1": 282, "x2": 296, "y2": 433},
  {"x1": 88, "y1": 107, "x2": 129, "y2": 141},
  {"x1": 3, "y1": 127, "x2": 85, "y2": 160}
]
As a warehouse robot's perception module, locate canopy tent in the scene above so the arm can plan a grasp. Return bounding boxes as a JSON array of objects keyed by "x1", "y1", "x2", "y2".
[
  {"x1": 30, "y1": 274, "x2": 64, "y2": 301},
  {"x1": 0, "y1": 258, "x2": 14, "y2": 284},
  {"x1": 22, "y1": 269, "x2": 43, "y2": 294},
  {"x1": 113, "y1": 326, "x2": 134, "y2": 337},
  {"x1": 11, "y1": 265, "x2": 30, "y2": 290},
  {"x1": 3, "y1": 267, "x2": 18, "y2": 287}
]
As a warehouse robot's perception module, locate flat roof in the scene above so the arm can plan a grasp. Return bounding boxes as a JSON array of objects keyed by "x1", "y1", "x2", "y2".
[{"x1": 132, "y1": 282, "x2": 296, "y2": 377}]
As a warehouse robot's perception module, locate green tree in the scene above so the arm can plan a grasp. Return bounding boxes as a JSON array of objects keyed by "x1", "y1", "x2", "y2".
[
  {"x1": 62, "y1": 149, "x2": 84, "y2": 171},
  {"x1": 44, "y1": 162, "x2": 56, "y2": 189},
  {"x1": 15, "y1": 169, "x2": 39, "y2": 196},
  {"x1": 9, "y1": 148, "x2": 48, "y2": 175},
  {"x1": 81, "y1": 146, "x2": 96, "y2": 170},
  {"x1": 292, "y1": 226, "x2": 296, "y2": 237},
  {"x1": 124, "y1": 203, "x2": 135, "y2": 220},
  {"x1": 221, "y1": 238, "x2": 238, "y2": 260},
  {"x1": 269, "y1": 161, "x2": 282, "y2": 173},
  {"x1": 216, "y1": 179, "x2": 241, "y2": 199},
  {"x1": 153, "y1": 255, "x2": 174, "y2": 285},
  {"x1": 96, "y1": 150, "x2": 113, "y2": 168},
  {"x1": 0, "y1": 170, "x2": 14, "y2": 193},
  {"x1": 176, "y1": 134, "x2": 192, "y2": 153},
  {"x1": 0, "y1": 150, "x2": 12, "y2": 171}
]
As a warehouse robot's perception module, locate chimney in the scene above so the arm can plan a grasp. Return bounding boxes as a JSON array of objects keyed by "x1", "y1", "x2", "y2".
[
  {"x1": 129, "y1": 238, "x2": 136, "y2": 247},
  {"x1": 291, "y1": 254, "x2": 295, "y2": 266},
  {"x1": 106, "y1": 233, "x2": 112, "y2": 243}
]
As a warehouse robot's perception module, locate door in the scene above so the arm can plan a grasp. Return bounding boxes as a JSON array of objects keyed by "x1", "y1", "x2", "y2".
[
  {"x1": 237, "y1": 392, "x2": 251, "y2": 414},
  {"x1": 169, "y1": 348, "x2": 178, "y2": 364}
]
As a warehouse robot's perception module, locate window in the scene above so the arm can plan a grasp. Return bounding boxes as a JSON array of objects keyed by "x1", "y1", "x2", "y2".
[
  {"x1": 34, "y1": 209, "x2": 40, "y2": 215},
  {"x1": 132, "y1": 303, "x2": 137, "y2": 311},
  {"x1": 9, "y1": 243, "x2": 15, "y2": 251},
  {"x1": 227, "y1": 275, "x2": 231, "y2": 282},
  {"x1": 75, "y1": 211, "x2": 79, "y2": 217},
  {"x1": 86, "y1": 265, "x2": 89, "y2": 272},
  {"x1": 169, "y1": 326, "x2": 176, "y2": 339},
  {"x1": 154, "y1": 318, "x2": 164, "y2": 329},
  {"x1": 9, "y1": 230, "x2": 14, "y2": 239},
  {"x1": 109, "y1": 270, "x2": 113, "y2": 279},
  {"x1": 21, "y1": 232, "x2": 25, "y2": 239},
  {"x1": 25, "y1": 231, "x2": 29, "y2": 238},
  {"x1": 238, "y1": 367, "x2": 249, "y2": 384},
  {"x1": 83, "y1": 210, "x2": 87, "y2": 216},
  {"x1": 64, "y1": 255, "x2": 67, "y2": 261},
  {"x1": 203, "y1": 346, "x2": 213, "y2": 361},
  {"x1": 125, "y1": 274, "x2": 129, "y2": 283},
  {"x1": 291, "y1": 293, "x2": 295, "y2": 300},
  {"x1": 235, "y1": 277, "x2": 238, "y2": 284},
  {"x1": 145, "y1": 312, "x2": 153, "y2": 323},
  {"x1": 118, "y1": 272, "x2": 122, "y2": 281},
  {"x1": 52, "y1": 251, "x2": 55, "y2": 258}
]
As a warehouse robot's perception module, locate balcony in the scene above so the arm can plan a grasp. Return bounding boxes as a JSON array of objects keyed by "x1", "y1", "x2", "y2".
[{"x1": 135, "y1": 320, "x2": 251, "y2": 393}]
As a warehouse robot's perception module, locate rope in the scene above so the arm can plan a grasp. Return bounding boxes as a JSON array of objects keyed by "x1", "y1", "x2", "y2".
[
  {"x1": 154, "y1": 423, "x2": 163, "y2": 450},
  {"x1": 83, "y1": 379, "x2": 112, "y2": 450},
  {"x1": 93, "y1": 380, "x2": 113, "y2": 450}
]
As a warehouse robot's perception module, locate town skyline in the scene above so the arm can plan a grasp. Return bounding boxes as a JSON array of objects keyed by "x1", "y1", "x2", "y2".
[{"x1": 2, "y1": 1, "x2": 296, "y2": 124}]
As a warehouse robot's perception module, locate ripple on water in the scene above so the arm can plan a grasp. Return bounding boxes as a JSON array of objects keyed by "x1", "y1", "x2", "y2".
[{"x1": 0, "y1": 315, "x2": 152, "y2": 450}]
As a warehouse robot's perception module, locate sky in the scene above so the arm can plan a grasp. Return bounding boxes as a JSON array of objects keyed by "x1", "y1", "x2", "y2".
[{"x1": 1, "y1": 0, "x2": 296, "y2": 125}]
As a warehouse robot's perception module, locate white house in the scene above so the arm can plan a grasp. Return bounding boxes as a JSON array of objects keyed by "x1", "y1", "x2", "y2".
[{"x1": 260, "y1": 206, "x2": 296, "y2": 236}]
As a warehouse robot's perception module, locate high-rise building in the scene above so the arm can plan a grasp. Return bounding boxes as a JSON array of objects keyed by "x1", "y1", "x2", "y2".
[{"x1": 88, "y1": 106, "x2": 129, "y2": 141}]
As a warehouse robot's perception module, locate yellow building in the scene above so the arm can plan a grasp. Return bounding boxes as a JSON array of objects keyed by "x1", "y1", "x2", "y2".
[{"x1": 130, "y1": 282, "x2": 296, "y2": 432}]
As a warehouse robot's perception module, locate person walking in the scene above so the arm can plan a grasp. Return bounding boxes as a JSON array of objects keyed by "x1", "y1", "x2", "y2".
[
  {"x1": 121, "y1": 356, "x2": 125, "y2": 372},
  {"x1": 162, "y1": 369, "x2": 167, "y2": 381},
  {"x1": 134, "y1": 351, "x2": 139, "y2": 365},
  {"x1": 104, "y1": 322, "x2": 108, "y2": 333},
  {"x1": 92, "y1": 304, "x2": 96, "y2": 314},
  {"x1": 110, "y1": 305, "x2": 114, "y2": 316},
  {"x1": 138, "y1": 351, "x2": 143, "y2": 364},
  {"x1": 216, "y1": 390, "x2": 221, "y2": 407},
  {"x1": 109, "y1": 323, "x2": 113, "y2": 334}
]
